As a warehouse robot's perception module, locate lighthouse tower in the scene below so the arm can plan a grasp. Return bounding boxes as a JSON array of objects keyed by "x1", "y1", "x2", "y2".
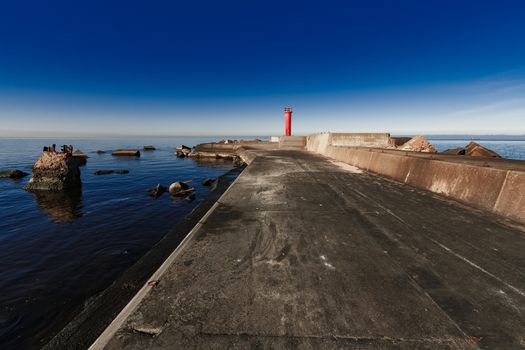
[{"x1": 284, "y1": 106, "x2": 292, "y2": 136}]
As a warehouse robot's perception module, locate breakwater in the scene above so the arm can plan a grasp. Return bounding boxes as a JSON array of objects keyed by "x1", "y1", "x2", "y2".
[
  {"x1": 307, "y1": 132, "x2": 525, "y2": 223},
  {"x1": 89, "y1": 142, "x2": 525, "y2": 349}
]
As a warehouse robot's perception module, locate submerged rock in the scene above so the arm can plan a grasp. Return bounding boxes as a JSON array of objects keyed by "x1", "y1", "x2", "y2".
[
  {"x1": 94, "y1": 169, "x2": 129, "y2": 175},
  {"x1": 143, "y1": 146, "x2": 156, "y2": 151},
  {"x1": 0, "y1": 169, "x2": 29, "y2": 179},
  {"x1": 96, "y1": 150, "x2": 106, "y2": 154},
  {"x1": 25, "y1": 151, "x2": 81, "y2": 191},
  {"x1": 148, "y1": 184, "x2": 167, "y2": 198},
  {"x1": 398, "y1": 135, "x2": 437, "y2": 153}
]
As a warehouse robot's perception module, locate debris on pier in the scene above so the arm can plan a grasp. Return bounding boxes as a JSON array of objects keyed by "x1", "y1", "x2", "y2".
[
  {"x1": 398, "y1": 135, "x2": 437, "y2": 153},
  {"x1": 25, "y1": 144, "x2": 82, "y2": 191}
]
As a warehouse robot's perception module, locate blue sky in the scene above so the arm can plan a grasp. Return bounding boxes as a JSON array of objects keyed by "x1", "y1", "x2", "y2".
[{"x1": 1, "y1": 0, "x2": 525, "y2": 136}]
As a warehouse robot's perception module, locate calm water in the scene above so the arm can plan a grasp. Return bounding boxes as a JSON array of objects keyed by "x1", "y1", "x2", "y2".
[
  {"x1": 428, "y1": 139, "x2": 525, "y2": 160},
  {"x1": 0, "y1": 137, "x2": 244, "y2": 349}
]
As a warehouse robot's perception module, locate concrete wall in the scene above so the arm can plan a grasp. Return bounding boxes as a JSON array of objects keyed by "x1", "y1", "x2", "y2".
[
  {"x1": 330, "y1": 133, "x2": 391, "y2": 147},
  {"x1": 307, "y1": 133, "x2": 525, "y2": 224}
]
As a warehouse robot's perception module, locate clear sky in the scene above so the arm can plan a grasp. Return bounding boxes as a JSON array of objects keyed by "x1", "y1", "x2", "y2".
[{"x1": 1, "y1": 0, "x2": 525, "y2": 136}]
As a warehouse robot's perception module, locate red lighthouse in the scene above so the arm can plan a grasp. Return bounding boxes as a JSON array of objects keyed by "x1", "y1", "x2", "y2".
[{"x1": 284, "y1": 106, "x2": 292, "y2": 136}]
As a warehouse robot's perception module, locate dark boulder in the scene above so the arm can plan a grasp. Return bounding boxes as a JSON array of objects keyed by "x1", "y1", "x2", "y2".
[
  {"x1": 143, "y1": 146, "x2": 156, "y2": 151},
  {"x1": 148, "y1": 184, "x2": 167, "y2": 198},
  {"x1": 96, "y1": 150, "x2": 106, "y2": 154},
  {"x1": 0, "y1": 169, "x2": 29, "y2": 179},
  {"x1": 94, "y1": 170, "x2": 115, "y2": 175}
]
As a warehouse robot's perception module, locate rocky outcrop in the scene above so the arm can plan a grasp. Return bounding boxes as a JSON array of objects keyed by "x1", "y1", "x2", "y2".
[
  {"x1": 0, "y1": 169, "x2": 29, "y2": 179},
  {"x1": 398, "y1": 135, "x2": 437, "y2": 153},
  {"x1": 25, "y1": 152, "x2": 81, "y2": 191}
]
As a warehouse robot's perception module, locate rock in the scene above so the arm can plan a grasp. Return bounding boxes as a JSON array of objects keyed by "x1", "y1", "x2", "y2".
[
  {"x1": 72, "y1": 150, "x2": 88, "y2": 166},
  {"x1": 143, "y1": 146, "x2": 156, "y2": 151},
  {"x1": 185, "y1": 194, "x2": 196, "y2": 203},
  {"x1": 398, "y1": 135, "x2": 437, "y2": 153},
  {"x1": 94, "y1": 170, "x2": 115, "y2": 175},
  {"x1": 0, "y1": 169, "x2": 29, "y2": 179},
  {"x1": 202, "y1": 178, "x2": 215, "y2": 186},
  {"x1": 96, "y1": 150, "x2": 106, "y2": 154},
  {"x1": 94, "y1": 169, "x2": 130, "y2": 175},
  {"x1": 175, "y1": 145, "x2": 192, "y2": 158},
  {"x1": 148, "y1": 184, "x2": 167, "y2": 198},
  {"x1": 25, "y1": 151, "x2": 81, "y2": 191},
  {"x1": 72, "y1": 150, "x2": 88, "y2": 158},
  {"x1": 441, "y1": 147, "x2": 466, "y2": 155},
  {"x1": 168, "y1": 181, "x2": 189, "y2": 195},
  {"x1": 465, "y1": 142, "x2": 501, "y2": 158},
  {"x1": 112, "y1": 149, "x2": 141, "y2": 157}
]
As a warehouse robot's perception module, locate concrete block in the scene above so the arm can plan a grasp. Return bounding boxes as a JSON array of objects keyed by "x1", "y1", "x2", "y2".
[{"x1": 494, "y1": 171, "x2": 525, "y2": 222}]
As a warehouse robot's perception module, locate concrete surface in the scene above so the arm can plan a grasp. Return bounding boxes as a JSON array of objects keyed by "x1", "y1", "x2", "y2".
[
  {"x1": 307, "y1": 133, "x2": 525, "y2": 223},
  {"x1": 330, "y1": 133, "x2": 391, "y2": 148},
  {"x1": 93, "y1": 149, "x2": 525, "y2": 350}
]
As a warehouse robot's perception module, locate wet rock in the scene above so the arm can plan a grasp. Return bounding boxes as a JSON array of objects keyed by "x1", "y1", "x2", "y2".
[
  {"x1": 185, "y1": 194, "x2": 196, "y2": 203},
  {"x1": 202, "y1": 178, "x2": 215, "y2": 186},
  {"x1": 94, "y1": 169, "x2": 130, "y2": 175},
  {"x1": 143, "y1": 146, "x2": 156, "y2": 151},
  {"x1": 94, "y1": 170, "x2": 115, "y2": 175},
  {"x1": 96, "y1": 150, "x2": 106, "y2": 154},
  {"x1": 0, "y1": 169, "x2": 29, "y2": 179},
  {"x1": 148, "y1": 184, "x2": 167, "y2": 198},
  {"x1": 112, "y1": 149, "x2": 141, "y2": 157},
  {"x1": 25, "y1": 151, "x2": 81, "y2": 191},
  {"x1": 175, "y1": 145, "x2": 192, "y2": 158},
  {"x1": 441, "y1": 147, "x2": 466, "y2": 155},
  {"x1": 398, "y1": 135, "x2": 437, "y2": 153},
  {"x1": 465, "y1": 142, "x2": 501, "y2": 158},
  {"x1": 168, "y1": 181, "x2": 189, "y2": 195}
]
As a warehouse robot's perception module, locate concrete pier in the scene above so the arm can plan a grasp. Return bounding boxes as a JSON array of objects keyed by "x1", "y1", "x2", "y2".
[{"x1": 91, "y1": 147, "x2": 525, "y2": 349}]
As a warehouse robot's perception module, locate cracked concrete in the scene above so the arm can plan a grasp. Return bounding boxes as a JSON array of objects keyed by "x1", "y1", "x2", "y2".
[{"x1": 95, "y1": 149, "x2": 525, "y2": 349}]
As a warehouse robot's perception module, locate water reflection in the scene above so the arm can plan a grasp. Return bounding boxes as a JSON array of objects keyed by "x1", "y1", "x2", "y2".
[{"x1": 32, "y1": 189, "x2": 83, "y2": 223}]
